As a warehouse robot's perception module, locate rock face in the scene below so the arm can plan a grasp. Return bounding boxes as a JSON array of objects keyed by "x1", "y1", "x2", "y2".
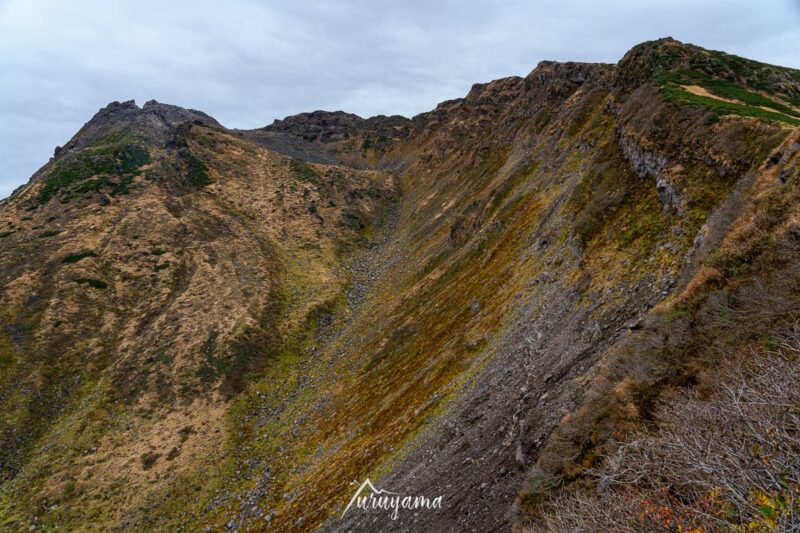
[
  {"x1": 31, "y1": 99, "x2": 224, "y2": 185},
  {"x1": 617, "y1": 133, "x2": 668, "y2": 180},
  {"x1": 0, "y1": 38, "x2": 799, "y2": 532},
  {"x1": 73, "y1": 99, "x2": 221, "y2": 146},
  {"x1": 261, "y1": 110, "x2": 412, "y2": 168}
]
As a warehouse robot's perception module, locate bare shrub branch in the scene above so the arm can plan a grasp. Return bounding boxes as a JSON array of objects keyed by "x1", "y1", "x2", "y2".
[{"x1": 541, "y1": 323, "x2": 800, "y2": 532}]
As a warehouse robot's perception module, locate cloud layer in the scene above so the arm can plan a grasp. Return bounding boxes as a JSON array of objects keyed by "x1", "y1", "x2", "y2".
[{"x1": 1, "y1": 0, "x2": 799, "y2": 197}]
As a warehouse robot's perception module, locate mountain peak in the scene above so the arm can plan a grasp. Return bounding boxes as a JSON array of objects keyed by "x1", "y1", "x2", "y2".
[
  {"x1": 614, "y1": 37, "x2": 696, "y2": 87},
  {"x1": 614, "y1": 37, "x2": 800, "y2": 105},
  {"x1": 48, "y1": 99, "x2": 222, "y2": 166},
  {"x1": 85, "y1": 98, "x2": 222, "y2": 131}
]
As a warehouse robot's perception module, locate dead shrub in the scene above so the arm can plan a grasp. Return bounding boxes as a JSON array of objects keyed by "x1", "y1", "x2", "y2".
[{"x1": 539, "y1": 323, "x2": 800, "y2": 532}]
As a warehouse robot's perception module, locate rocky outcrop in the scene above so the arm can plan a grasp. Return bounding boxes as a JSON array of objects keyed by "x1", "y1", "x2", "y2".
[
  {"x1": 76, "y1": 99, "x2": 223, "y2": 146},
  {"x1": 616, "y1": 131, "x2": 680, "y2": 211},
  {"x1": 261, "y1": 110, "x2": 412, "y2": 167},
  {"x1": 617, "y1": 132, "x2": 668, "y2": 180},
  {"x1": 34, "y1": 99, "x2": 225, "y2": 184},
  {"x1": 655, "y1": 177, "x2": 680, "y2": 210}
]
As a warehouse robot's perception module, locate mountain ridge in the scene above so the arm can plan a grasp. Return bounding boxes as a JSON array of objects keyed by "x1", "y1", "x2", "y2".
[
  {"x1": 1, "y1": 37, "x2": 799, "y2": 531},
  {"x1": 18, "y1": 37, "x2": 798, "y2": 192}
]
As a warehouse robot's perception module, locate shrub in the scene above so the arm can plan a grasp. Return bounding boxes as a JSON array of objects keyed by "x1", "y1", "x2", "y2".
[
  {"x1": 74, "y1": 278, "x2": 108, "y2": 289},
  {"x1": 178, "y1": 426, "x2": 195, "y2": 443},
  {"x1": 61, "y1": 251, "x2": 97, "y2": 263},
  {"x1": 340, "y1": 209, "x2": 366, "y2": 232},
  {"x1": 34, "y1": 141, "x2": 150, "y2": 206},
  {"x1": 196, "y1": 330, "x2": 221, "y2": 384},
  {"x1": 541, "y1": 325, "x2": 800, "y2": 532},
  {"x1": 140, "y1": 451, "x2": 160, "y2": 470},
  {"x1": 185, "y1": 153, "x2": 213, "y2": 187},
  {"x1": 165, "y1": 447, "x2": 180, "y2": 461},
  {"x1": 289, "y1": 158, "x2": 322, "y2": 186}
]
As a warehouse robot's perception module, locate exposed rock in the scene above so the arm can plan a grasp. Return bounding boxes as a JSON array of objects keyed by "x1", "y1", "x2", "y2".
[
  {"x1": 656, "y1": 177, "x2": 680, "y2": 210},
  {"x1": 618, "y1": 132, "x2": 668, "y2": 180}
]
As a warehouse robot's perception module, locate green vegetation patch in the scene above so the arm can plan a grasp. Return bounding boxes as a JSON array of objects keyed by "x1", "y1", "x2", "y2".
[
  {"x1": 34, "y1": 140, "x2": 150, "y2": 206},
  {"x1": 74, "y1": 277, "x2": 108, "y2": 289},
  {"x1": 185, "y1": 153, "x2": 213, "y2": 187},
  {"x1": 289, "y1": 158, "x2": 322, "y2": 186},
  {"x1": 61, "y1": 251, "x2": 98, "y2": 263},
  {"x1": 700, "y1": 49, "x2": 800, "y2": 106},
  {"x1": 141, "y1": 451, "x2": 160, "y2": 470},
  {"x1": 336, "y1": 208, "x2": 375, "y2": 254},
  {"x1": 569, "y1": 144, "x2": 637, "y2": 246},
  {"x1": 658, "y1": 70, "x2": 800, "y2": 126},
  {"x1": 196, "y1": 330, "x2": 222, "y2": 384},
  {"x1": 659, "y1": 70, "x2": 800, "y2": 117},
  {"x1": 36, "y1": 230, "x2": 61, "y2": 239},
  {"x1": 661, "y1": 86, "x2": 800, "y2": 126}
]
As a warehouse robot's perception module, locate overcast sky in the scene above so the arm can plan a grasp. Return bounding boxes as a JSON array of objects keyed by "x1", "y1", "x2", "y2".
[{"x1": 1, "y1": 0, "x2": 799, "y2": 198}]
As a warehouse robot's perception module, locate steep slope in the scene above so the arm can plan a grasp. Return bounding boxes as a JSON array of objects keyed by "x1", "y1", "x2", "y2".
[
  {"x1": 0, "y1": 100, "x2": 396, "y2": 529},
  {"x1": 1, "y1": 37, "x2": 798, "y2": 532}
]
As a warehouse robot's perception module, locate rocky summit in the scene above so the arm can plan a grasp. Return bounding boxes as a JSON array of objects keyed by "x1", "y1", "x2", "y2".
[{"x1": 1, "y1": 38, "x2": 799, "y2": 531}]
